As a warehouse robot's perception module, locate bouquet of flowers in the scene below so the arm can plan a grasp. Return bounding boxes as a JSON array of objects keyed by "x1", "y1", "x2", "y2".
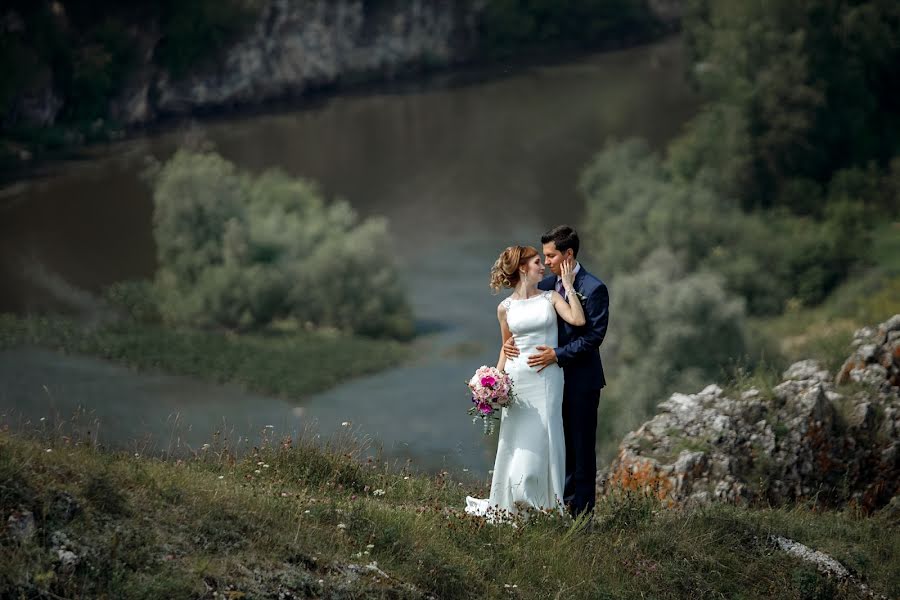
[{"x1": 466, "y1": 365, "x2": 516, "y2": 435}]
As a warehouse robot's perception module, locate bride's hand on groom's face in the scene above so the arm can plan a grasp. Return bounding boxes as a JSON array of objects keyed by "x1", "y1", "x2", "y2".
[
  {"x1": 503, "y1": 337, "x2": 519, "y2": 358},
  {"x1": 561, "y1": 257, "x2": 576, "y2": 288}
]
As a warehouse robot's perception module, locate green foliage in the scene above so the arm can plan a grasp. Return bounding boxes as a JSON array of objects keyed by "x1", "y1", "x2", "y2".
[
  {"x1": 156, "y1": 0, "x2": 260, "y2": 78},
  {"x1": 679, "y1": 0, "x2": 900, "y2": 211},
  {"x1": 479, "y1": 0, "x2": 662, "y2": 57},
  {"x1": 150, "y1": 150, "x2": 414, "y2": 338},
  {"x1": 608, "y1": 248, "x2": 748, "y2": 415},
  {"x1": 102, "y1": 280, "x2": 161, "y2": 323},
  {"x1": 581, "y1": 138, "x2": 874, "y2": 316}
]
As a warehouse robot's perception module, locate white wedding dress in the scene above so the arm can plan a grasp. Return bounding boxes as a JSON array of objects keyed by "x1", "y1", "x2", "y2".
[{"x1": 466, "y1": 291, "x2": 565, "y2": 520}]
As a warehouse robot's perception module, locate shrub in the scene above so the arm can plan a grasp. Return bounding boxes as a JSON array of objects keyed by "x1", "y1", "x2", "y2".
[
  {"x1": 150, "y1": 150, "x2": 413, "y2": 338},
  {"x1": 607, "y1": 248, "x2": 748, "y2": 415}
]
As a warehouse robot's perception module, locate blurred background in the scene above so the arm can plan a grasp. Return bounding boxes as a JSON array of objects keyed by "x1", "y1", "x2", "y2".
[{"x1": 1, "y1": 0, "x2": 898, "y2": 473}]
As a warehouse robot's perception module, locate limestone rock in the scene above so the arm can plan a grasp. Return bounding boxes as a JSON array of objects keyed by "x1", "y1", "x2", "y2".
[
  {"x1": 7, "y1": 510, "x2": 36, "y2": 542},
  {"x1": 600, "y1": 314, "x2": 900, "y2": 512}
]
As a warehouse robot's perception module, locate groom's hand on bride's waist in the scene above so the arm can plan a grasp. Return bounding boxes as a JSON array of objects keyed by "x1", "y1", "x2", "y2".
[
  {"x1": 503, "y1": 337, "x2": 520, "y2": 358},
  {"x1": 527, "y1": 346, "x2": 557, "y2": 372}
]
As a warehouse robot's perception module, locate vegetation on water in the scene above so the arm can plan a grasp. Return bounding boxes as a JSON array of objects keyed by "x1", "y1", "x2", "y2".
[
  {"x1": 0, "y1": 312, "x2": 409, "y2": 400},
  {"x1": 584, "y1": 0, "x2": 900, "y2": 458},
  {"x1": 1, "y1": 425, "x2": 897, "y2": 599},
  {"x1": 0, "y1": 145, "x2": 415, "y2": 395}
]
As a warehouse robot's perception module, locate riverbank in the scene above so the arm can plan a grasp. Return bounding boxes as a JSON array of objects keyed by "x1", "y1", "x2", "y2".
[
  {"x1": 1, "y1": 426, "x2": 896, "y2": 599},
  {"x1": 0, "y1": 314, "x2": 409, "y2": 400},
  {"x1": 0, "y1": 0, "x2": 679, "y2": 181}
]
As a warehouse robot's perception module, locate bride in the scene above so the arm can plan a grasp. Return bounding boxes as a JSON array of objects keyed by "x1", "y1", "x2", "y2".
[{"x1": 466, "y1": 245, "x2": 585, "y2": 520}]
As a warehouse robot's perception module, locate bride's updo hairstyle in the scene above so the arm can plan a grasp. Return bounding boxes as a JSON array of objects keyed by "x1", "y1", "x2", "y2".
[{"x1": 490, "y1": 245, "x2": 538, "y2": 293}]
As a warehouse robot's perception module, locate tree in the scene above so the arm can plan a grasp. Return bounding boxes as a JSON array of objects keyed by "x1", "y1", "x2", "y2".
[{"x1": 151, "y1": 150, "x2": 413, "y2": 338}]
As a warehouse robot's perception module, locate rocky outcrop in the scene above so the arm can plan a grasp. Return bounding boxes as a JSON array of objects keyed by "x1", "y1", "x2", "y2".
[
  {"x1": 120, "y1": 0, "x2": 483, "y2": 125},
  {"x1": 8, "y1": 1, "x2": 685, "y2": 131},
  {"x1": 599, "y1": 315, "x2": 900, "y2": 513}
]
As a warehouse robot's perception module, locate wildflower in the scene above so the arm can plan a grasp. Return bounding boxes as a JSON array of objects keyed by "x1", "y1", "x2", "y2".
[
  {"x1": 403, "y1": 476, "x2": 410, "y2": 480},
  {"x1": 372, "y1": 489, "x2": 386, "y2": 496},
  {"x1": 337, "y1": 523, "x2": 346, "y2": 529},
  {"x1": 218, "y1": 475, "x2": 225, "y2": 480},
  {"x1": 40, "y1": 417, "x2": 46, "y2": 421},
  {"x1": 341, "y1": 421, "x2": 350, "y2": 427},
  {"x1": 366, "y1": 544, "x2": 374, "y2": 549},
  {"x1": 265, "y1": 425, "x2": 274, "y2": 429},
  {"x1": 263, "y1": 464, "x2": 270, "y2": 468},
  {"x1": 304, "y1": 510, "x2": 311, "y2": 514},
  {"x1": 134, "y1": 453, "x2": 140, "y2": 458},
  {"x1": 45, "y1": 449, "x2": 52, "y2": 453},
  {"x1": 202, "y1": 443, "x2": 210, "y2": 450},
  {"x1": 254, "y1": 469, "x2": 261, "y2": 474},
  {"x1": 257, "y1": 461, "x2": 264, "y2": 466}
]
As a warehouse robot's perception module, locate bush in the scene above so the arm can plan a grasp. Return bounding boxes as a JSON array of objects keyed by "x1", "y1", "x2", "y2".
[
  {"x1": 103, "y1": 280, "x2": 161, "y2": 323},
  {"x1": 156, "y1": 0, "x2": 260, "y2": 77},
  {"x1": 150, "y1": 150, "x2": 413, "y2": 338},
  {"x1": 478, "y1": 0, "x2": 662, "y2": 57},
  {"x1": 607, "y1": 248, "x2": 748, "y2": 415}
]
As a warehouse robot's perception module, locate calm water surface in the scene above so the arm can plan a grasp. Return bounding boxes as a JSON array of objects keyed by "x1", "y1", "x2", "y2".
[{"x1": 0, "y1": 38, "x2": 697, "y2": 473}]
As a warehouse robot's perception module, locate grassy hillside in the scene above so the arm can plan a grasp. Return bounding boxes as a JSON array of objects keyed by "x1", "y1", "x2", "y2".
[{"x1": 1, "y1": 426, "x2": 896, "y2": 599}]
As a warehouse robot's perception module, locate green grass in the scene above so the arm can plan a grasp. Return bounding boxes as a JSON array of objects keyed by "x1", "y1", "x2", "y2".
[
  {"x1": 0, "y1": 314, "x2": 409, "y2": 399},
  {"x1": 0, "y1": 427, "x2": 896, "y2": 599}
]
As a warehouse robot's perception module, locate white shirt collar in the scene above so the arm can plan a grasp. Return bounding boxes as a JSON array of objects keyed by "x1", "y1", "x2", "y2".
[{"x1": 556, "y1": 261, "x2": 581, "y2": 283}]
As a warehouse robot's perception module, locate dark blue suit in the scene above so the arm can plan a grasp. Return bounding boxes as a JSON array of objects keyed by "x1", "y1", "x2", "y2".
[{"x1": 538, "y1": 266, "x2": 609, "y2": 516}]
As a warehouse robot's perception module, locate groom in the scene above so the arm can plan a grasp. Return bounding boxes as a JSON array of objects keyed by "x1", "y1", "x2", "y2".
[{"x1": 503, "y1": 225, "x2": 609, "y2": 518}]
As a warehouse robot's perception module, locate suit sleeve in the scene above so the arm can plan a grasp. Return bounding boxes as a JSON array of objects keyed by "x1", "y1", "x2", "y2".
[{"x1": 554, "y1": 283, "x2": 609, "y2": 367}]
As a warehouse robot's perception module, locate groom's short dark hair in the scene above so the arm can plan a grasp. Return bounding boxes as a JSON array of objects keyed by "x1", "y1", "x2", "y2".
[{"x1": 541, "y1": 225, "x2": 580, "y2": 258}]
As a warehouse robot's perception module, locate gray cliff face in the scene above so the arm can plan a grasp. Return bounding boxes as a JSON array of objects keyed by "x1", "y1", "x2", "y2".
[
  {"x1": 11, "y1": 0, "x2": 685, "y2": 131},
  {"x1": 113, "y1": 0, "x2": 482, "y2": 125},
  {"x1": 599, "y1": 315, "x2": 900, "y2": 513}
]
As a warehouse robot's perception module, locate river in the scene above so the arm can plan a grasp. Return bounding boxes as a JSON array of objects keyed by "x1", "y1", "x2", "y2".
[{"x1": 0, "y1": 38, "x2": 697, "y2": 474}]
